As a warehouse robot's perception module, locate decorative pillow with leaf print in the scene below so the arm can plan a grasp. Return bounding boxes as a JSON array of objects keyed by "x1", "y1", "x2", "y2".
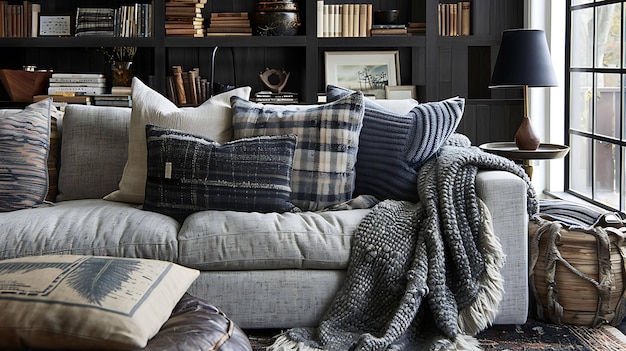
[{"x1": 0, "y1": 255, "x2": 199, "y2": 350}]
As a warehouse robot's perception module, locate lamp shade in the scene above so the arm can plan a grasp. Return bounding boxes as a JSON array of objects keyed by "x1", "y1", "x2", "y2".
[{"x1": 489, "y1": 29, "x2": 557, "y2": 88}]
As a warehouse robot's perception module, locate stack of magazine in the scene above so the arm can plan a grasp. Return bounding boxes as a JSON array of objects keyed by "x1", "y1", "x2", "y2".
[{"x1": 253, "y1": 91, "x2": 299, "y2": 104}]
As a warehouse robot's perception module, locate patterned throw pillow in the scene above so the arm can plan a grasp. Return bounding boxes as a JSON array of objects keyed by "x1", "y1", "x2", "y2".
[
  {"x1": 105, "y1": 77, "x2": 251, "y2": 204},
  {"x1": 327, "y1": 85, "x2": 464, "y2": 202},
  {"x1": 0, "y1": 255, "x2": 199, "y2": 350},
  {"x1": 144, "y1": 125, "x2": 297, "y2": 219},
  {"x1": 231, "y1": 92, "x2": 365, "y2": 211},
  {"x1": 0, "y1": 98, "x2": 53, "y2": 212}
]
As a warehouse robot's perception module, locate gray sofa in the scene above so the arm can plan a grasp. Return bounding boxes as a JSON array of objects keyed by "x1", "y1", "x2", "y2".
[{"x1": 0, "y1": 102, "x2": 529, "y2": 329}]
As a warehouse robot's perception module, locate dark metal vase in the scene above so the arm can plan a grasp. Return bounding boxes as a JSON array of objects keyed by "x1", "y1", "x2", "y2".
[{"x1": 253, "y1": 1, "x2": 301, "y2": 36}]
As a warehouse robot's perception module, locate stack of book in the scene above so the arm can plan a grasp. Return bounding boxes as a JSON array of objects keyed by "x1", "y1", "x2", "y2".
[
  {"x1": 166, "y1": 65, "x2": 211, "y2": 106},
  {"x1": 253, "y1": 91, "x2": 299, "y2": 104},
  {"x1": 407, "y1": 22, "x2": 426, "y2": 36},
  {"x1": 93, "y1": 94, "x2": 132, "y2": 107},
  {"x1": 75, "y1": 7, "x2": 115, "y2": 36},
  {"x1": 47, "y1": 73, "x2": 106, "y2": 96},
  {"x1": 206, "y1": 12, "x2": 252, "y2": 37},
  {"x1": 438, "y1": 1, "x2": 470, "y2": 36},
  {"x1": 165, "y1": 0, "x2": 206, "y2": 37},
  {"x1": 114, "y1": 3, "x2": 153, "y2": 37},
  {"x1": 33, "y1": 94, "x2": 92, "y2": 106},
  {"x1": 0, "y1": 1, "x2": 39, "y2": 37},
  {"x1": 316, "y1": 2, "x2": 373, "y2": 38},
  {"x1": 370, "y1": 24, "x2": 407, "y2": 36}
]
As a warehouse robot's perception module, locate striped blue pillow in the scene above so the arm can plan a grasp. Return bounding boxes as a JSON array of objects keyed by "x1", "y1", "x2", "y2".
[
  {"x1": 0, "y1": 99, "x2": 52, "y2": 212},
  {"x1": 231, "y1": 92, "x2": 365, "y2": 211},
  {"x1": 327, "y1": 85, "x2": 464, "y2": 202},
  {"x1": 144, "y1": 125, "x2": 296, "y2": 219}
]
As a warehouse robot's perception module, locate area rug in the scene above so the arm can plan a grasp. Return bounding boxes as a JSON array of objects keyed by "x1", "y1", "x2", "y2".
[{"x1": 245, "y1": 319, "x2": 626, "y2": 350}]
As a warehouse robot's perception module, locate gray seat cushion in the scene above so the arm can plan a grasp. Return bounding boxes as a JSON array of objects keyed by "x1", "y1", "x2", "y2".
[
  {"x1": 178, "y1": 209, "x2": 370, "y2": 270},
  {"x1": 0, "y1": 199, "x2": 179, "y2": 261}
]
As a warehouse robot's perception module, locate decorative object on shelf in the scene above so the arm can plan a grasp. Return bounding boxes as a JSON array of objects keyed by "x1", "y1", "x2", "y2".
[
  {"x1": 39, "y1": 14, "x2": 73, "y2": 37},
  {"x1": 385, "y1": 85, "x2": 416, "y2": 99},
  {"x1": 259, "y1": 68, "x2": 290, "y2": 93},
  {"x1": 100, "y1": 46, "x2": 137, "y2": 87},
  {"x1": 325, "y1": 51, "x2": 400, "y2": 99},
  {"x1": 489, "y1": 29, "x2": 558, "y2": 150},
  {"x1": 252, "y1": 0, "x2": 301, "y2": 36},
  {"x1": 373, "y1": 9, "x2": 399, "y2": 25},
  {"x1": 0, "y1": 67, "x2": 53, "y2": 102}
]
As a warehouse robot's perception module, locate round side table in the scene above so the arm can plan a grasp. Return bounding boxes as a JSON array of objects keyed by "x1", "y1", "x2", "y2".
[{"x1": 479, "y1": 142, "x2": 570, "y2": 179}]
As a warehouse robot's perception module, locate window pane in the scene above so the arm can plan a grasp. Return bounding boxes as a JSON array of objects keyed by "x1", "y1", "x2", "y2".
[
  {"x1": 594, "y1": 140, "x2": 620, "y2": 208},
  {"x1": 570, "y1": 134, "x2": 592, "y2": 198},
  {"x1": 596, "y1": 3, "x2": 621, "y2": 68},
  {"x1": 570, "y1": 72, "x2": 593, "y2": 132},
  {"x1": 571, "y1": 8, "x2": 594, "y2": 68},
  {"x1": 595, "y1": 73, "x2": 621, "y2": 138}
]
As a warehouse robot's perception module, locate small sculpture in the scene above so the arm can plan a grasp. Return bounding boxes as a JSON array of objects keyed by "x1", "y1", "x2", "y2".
[{"x1": 259, "y1": 68, "x2": 290, "y2": 93}]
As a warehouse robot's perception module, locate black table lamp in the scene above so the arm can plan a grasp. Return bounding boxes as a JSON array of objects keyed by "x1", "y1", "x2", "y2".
[{"x1": 489, "y1": 29, "x2": 558, "y2": 150}]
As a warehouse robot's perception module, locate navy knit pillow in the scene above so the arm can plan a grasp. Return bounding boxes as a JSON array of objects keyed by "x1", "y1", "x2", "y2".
[
  {"x1": 231, "y1": 92, "x2": 365, "y2": 211},
  {"x1": 327, "y1": 85, "x2": 464, "y2": 202},
  {"x1": 144, "y1": 124, "x2": 296, "y2": 219}
]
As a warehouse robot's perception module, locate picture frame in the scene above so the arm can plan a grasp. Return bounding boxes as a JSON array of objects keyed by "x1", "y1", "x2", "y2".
[
  {"x1": 39, "y1": 15, "x2": 72, "y2": 37},
  {"x1": 325, "y1": 51, "x2": 400, "y2": 99},
  {"x1": 385, "y1": 85, "x2": 417, "y2": 99}
]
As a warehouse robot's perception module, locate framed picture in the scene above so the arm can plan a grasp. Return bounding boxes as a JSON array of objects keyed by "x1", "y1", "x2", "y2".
[
  {"x1": 39, "y1": 15, "x2": 72, "y2": 37},
  {"x1": 325, "y1": 51, "x2": 400, "y2": 99},
  {"x1": 385, "y1": 85, "x2": 417, "y2": 99}
]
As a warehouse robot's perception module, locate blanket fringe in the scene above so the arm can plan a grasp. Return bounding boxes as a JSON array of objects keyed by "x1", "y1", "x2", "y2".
[
  {"x1": 267, "y1": 334, "x2": 326, "y2": 351},
  {"x1": 457, "y1": 200, "x2": 506, "y2": 335},
  {"x1": 452, "y1": 334, "x2": 482, "y2": 351}
]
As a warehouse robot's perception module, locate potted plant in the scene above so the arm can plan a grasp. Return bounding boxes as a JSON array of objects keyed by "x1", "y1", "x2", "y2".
[{"x1": 100, "y1": 46, "x2": 137, "y2": 87}]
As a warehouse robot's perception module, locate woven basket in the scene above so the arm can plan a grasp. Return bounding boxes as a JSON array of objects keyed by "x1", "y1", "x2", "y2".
[{"x1": 529, "y1": 215, "x2": 626, "y2": 327}]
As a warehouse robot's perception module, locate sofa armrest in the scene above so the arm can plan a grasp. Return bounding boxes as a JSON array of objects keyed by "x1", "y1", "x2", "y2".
[{"x1": 476, "y1": 170, "x2": 529, "y2": 324}]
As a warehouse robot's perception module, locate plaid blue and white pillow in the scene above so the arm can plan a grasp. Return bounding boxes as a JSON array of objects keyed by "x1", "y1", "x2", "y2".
[
  {"x1": 327, "y1": 85, "x2": 464, "y2": 202},
  {"x1": 231, "y1": 92, "x2": 365, "y2": 211},
  {"x1": 144, "y1": 125, "x2": 297, "y2": 219}
]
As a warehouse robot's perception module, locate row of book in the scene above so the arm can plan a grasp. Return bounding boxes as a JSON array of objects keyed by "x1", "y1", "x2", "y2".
[
  {"x1": 438, "y1": 2, "x2": 471, "y2": 37},
  {"x1": 75, "y1": 4, "x2": 153, "y2": 37},
  {"x1": 165, "y1": 0, "x2": 206, "y2": 37},
  {"x1": 206, "y1": 12, "x2": 251, "y2": 37},
  {"x1": 0, "y1": 1, "x2": 39, "y2": 38},
  {"x1": 166, "y1": 65, "x2": 211, "y2": 106},
  {"x1": 316, "y1": 2, "x2": 373, "y2": 38}
]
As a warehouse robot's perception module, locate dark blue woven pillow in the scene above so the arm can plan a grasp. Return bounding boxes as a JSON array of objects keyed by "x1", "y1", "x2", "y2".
[
  {"x1": 144, "y1": 124, "x2": 296, "y2": 219},
  {"x1": 327, "y1": 85, "x2": 464, "y2": 202}
]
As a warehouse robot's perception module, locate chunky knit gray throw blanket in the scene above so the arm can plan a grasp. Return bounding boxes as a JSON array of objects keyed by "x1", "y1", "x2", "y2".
[{"x1": 269, "y1": 144, "x2": 538, "y2": 351}]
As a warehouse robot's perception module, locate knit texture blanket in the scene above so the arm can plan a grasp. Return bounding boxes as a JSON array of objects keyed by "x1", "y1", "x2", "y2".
[{"x1": 269, "y1": 144, "x2": 538, "y2": 351}]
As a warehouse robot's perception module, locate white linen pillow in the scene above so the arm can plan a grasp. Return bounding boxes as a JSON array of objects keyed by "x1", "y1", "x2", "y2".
[{"x1": 105, "y1": 77, "x2": 251, "y2": 204}]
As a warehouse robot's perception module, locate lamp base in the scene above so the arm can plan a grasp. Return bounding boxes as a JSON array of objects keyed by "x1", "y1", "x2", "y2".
[{"x1": 514, "y1": 116, "x2": 540, "y2": 150}]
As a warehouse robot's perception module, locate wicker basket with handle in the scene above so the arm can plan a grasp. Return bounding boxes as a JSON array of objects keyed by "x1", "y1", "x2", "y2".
[{"x1": 529, "y1": 214, "x2": 626, "y2": 327}]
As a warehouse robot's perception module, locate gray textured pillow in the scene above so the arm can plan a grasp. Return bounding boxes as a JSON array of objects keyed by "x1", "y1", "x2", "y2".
[
  {"x1": 0, "y1": 99, "x2": 53, "y2": 211},
  {"x1": 327, "y1": 85, "x2": 464, "y2": 202},
  {"x1": 57, "y1": 105, "x2": 130, "y2": 201},
  {"x1": 231, "y1": 92, "x2": 365, "y2": 211},
  {"x1": 144, "y1": 125, "x2": 297, "y2": 219}
]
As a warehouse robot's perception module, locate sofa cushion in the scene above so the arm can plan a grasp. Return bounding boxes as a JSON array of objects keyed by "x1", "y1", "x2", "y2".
[
  {"x1": 56, "y1": 105, "x2": 131, "y2": 201},
  {"x1": 327, "y1": 85, "x2": 464, "y2": 202},
  {"x1": 0, "y1": 99, "x2": 53, "y2": 212},
  {"x1": 178, "y1": 208, "x2": 370, "y2": 270},
  {"x1": 0, "y1": 254, "x2": 198, "y2": 350},
  {"x1": 144, "y1": 125, "x2": 296, "y2": 219},
  {"x1": 105, "y1": 78, "x2": 251, "y2": 204},
  {"x1": 0, "y1": 199, "x2": 179, "y2": 262},
  {"x1": 231, "y1": 92, "x2": 365, "y2": 211}
]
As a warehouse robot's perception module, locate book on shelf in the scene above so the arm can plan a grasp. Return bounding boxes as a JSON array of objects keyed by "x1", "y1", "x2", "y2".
[
  {"x1": 51, "y1": 73, "x2": 105, "y2": 79},
  {"x1": 205, "y1": 12, "x2": 252, "y2": 37},
  {"x1": 33, "y1": 94, "x2": 92, "y2": 105},
  {"x1": 111, "y1": 86, "x2": 132, "y2": 95},
  {"x1": 92, "y1": 94, "x2": 132, "y2": 107},
  {"x1": 316, "y1": 1, "x2": 372, "y2": 38},
  {"x1": 371, "y1": 28, "x2": 408, "y2": 36},
  {"x1": 438, "y1": 1, "x2": 470, "y2": 37},
  {"x1": 253, "y1": 91, "x2": 299, "y2": 104},
  {"x1": 167, "y1": 65, "x2": 212, "y2": 106},
  {"x1": 47, "y1": 86, "x2": 106, "y2": 95},
  {"x1": 165, "y1": 1, "x2": 205, "y2": 36}
]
